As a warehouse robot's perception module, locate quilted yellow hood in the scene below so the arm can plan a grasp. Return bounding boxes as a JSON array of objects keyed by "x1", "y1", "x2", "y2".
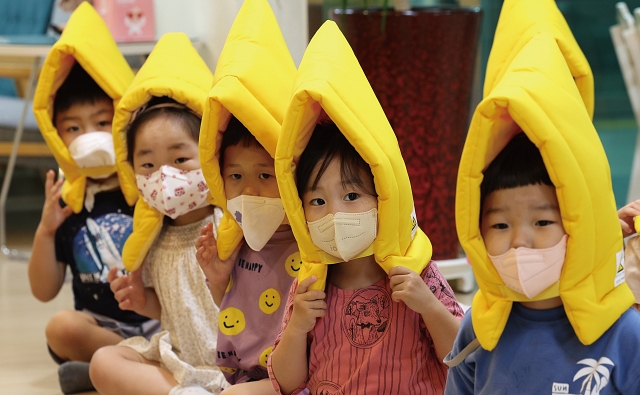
[
  {"x1": 199, "y1": 0, "x2": 296, "y2": 260},
  {"x1": 484, "y1": 0, "x2": 594, "y2": 118},
  {"x1": 113, "y1": 33, "x2": 213, "y2": 271},
  {"x1": 33, "y1": 2, "x2": 134, "y2": 213},
  {"x1": 276, "y1": 21, "x2": 431, "y2": 291},
  {"x1": 456, "y1": 32, "x2": 634, "y2": 350}
]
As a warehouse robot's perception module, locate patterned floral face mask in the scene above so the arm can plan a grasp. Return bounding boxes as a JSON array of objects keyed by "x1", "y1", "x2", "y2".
[{"x1": 136, "y1": 165, "x2": 210, "y2": 219}]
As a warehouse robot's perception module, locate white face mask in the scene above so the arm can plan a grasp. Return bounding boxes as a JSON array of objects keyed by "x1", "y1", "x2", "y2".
[
  {"x1": 227, "y1": 195, "x2": 286, "y2": 251},
  {"x1": 68, "y1": 131, "x2": 116, "y2": 177},
  {"x1": 136, "y1": 165, "x2": 210, "y2": 219},
  {"x1": 307, "y1": 208, "x2": 377, "y2": 262},
  {"x1": 488, "y1": 235, "x2": 568, "y2": 298}
]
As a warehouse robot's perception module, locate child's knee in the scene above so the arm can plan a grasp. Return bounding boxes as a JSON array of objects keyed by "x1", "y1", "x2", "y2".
[
  {"x1": 45, "y1": 310, "x2": 93, "y2": 347},
  {"x1": 89, "y1": 346, "x2": 114, "y2": 389}
]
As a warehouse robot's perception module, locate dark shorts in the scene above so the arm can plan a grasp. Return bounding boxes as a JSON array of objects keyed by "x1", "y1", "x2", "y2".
[
  {"x1": 48, "y1": 309, "x2": 161, "y2": 364},
  {"x1": 235, "y1": 366, "x2": 270, "y2": 384}
]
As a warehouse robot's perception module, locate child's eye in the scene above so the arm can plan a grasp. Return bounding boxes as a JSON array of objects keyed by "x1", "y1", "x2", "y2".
[
  {"x1": 229, "y1": 174, "x2": 242, "y2": 180},
  {"x1": 309, "y1": 198, "x2": 325, "y2": 206},
  {"x1": 491, "y1": 223, "x2": 508, "y2": 230},
  {"x1": 536, "y1": 220, "x2": 554, "y2": 227},
  {"x1": 175, "y1": 157, "x2": 187, "y2": 164},
  {"x1": 97, "y1": 120, "x2": 111, "y2": 128},
  {"x1": 141, "y1": 163, "x2": 154, "y2": 169},
  {"x1": 66, "y1": 126, "x2": 80, "y2": 133},
  {"x1": 344, "y1": 192, "x2": 359, "y2": 201},
  {"x1": 259, "y1": 173, "x2": 272, "y2": 180}
]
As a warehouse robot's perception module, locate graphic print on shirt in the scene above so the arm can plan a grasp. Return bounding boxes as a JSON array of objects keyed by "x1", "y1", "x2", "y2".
[
  {"x1": 315, "y1": 380, "x2": 344, "y2": 395},
  {"x1": 342, "y1": 286, "x2": 391, "y2": 348},
  {"x1": 285, "y1": 251, "x2": 303, "y2": 277},
  {"x1": 259, "y1": 288, "x2": 281, "y2": 314},
  {"x1": 72, "y1": 213, "x2": 132, "y2": 283},
  {"x1": 219, "y1": 307, "x2": 247, "y2": 336},
  {"x1": 258, "y1": 346, "x2": 272, "y2": 367},
  {"x1": 551, "y1": 357, "x2": 614, "y2": 395}
]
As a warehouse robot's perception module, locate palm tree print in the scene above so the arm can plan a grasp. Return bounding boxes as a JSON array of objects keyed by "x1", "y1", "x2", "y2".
[{"x1": 572, "y1": 357, "x2": 614, "y2": 395}]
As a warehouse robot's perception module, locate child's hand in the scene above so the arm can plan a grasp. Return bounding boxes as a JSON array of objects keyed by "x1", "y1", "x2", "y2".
[
  {"x1": 619, "y1": 200, "x2": 640, "y2": 237},
  {"x1": 195, "y1": 222, "x2": 239, "y2": 286},
  {"x1": 38, "y1": 170, "x2": 73, "y2": 235},
  {"x1": 289, "y1": 276, "x2": 326, "y2": 334},
  {"x1": 108, "y1": 267, "x2": 146, "y2": 312},
  {"x1": 389, "y1": 266, "x2": 433, "y2": 315}
]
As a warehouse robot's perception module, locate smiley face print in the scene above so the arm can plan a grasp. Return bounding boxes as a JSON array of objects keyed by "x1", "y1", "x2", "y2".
[
  {"x1": 259, "y1": 288, "x2": 281, "y2": 314},
  {"x1": 219, "y1": 307, "x2": 246, "y2": 336},
  {"x1": 259, "y1": 346, "x2": 273, "y2": 367},
  {"x1": 285, "y1": 251, "x2": 303, "y2": 277},
  {"x1": 225, "y1": 275, "x2": 233, "y2": 293},
  {"x1": 219, "y1": 366, "x2": 237, "y2": 375}
]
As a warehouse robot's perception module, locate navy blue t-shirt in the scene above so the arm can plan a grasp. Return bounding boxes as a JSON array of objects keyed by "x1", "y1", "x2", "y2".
[
  {"x1": 55, "y1": 189, "x2": 149, "y2": 325},
  {"x1": 445, "y1": 303, "x2": 640, "y2": 394}
]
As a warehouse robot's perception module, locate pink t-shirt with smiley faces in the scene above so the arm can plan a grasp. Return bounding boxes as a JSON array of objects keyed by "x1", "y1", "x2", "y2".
[{"x1": 216, "y1": 229, "x2": 299, "y2": 384}]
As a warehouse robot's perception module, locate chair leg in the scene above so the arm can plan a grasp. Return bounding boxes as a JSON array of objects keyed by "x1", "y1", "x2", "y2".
[{"x1": 0, "y1": 57, "x2": 39, "y2": 259}]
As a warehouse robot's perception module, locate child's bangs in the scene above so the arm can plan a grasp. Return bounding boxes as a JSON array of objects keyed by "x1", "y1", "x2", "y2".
[
  {"x1": 219, "y1": 116, "x2": 263, "y2": 167},
  {"x1": 126, "y1": 97, "x2": 200, "y2": 163},
  {"x1": 298, "y1": 122, "x2": 376, "y2": 198},
  {"x1": 480, "y1": 133, "x2": 553, "y2": 208}
]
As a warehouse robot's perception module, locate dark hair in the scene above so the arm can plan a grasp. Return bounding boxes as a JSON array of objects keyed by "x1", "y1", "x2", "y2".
[
  {"x1": 296, "y1": 122, "x2": 377, "y2": 200},
  {"x1": 480, "y1": 133, "x2": 553, "y2": 210},
  {"x1": 126, "y1": 96, "x2": 201, "y2": 163},
  {"x1": 218, "y1": 116, "x2": 262, "y2": 167},
  {"x1": 53, "y1": 62, "x2": 111, "y2": 122}
]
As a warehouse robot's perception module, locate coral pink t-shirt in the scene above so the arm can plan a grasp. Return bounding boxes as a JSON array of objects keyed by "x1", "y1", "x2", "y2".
[{"x1": 268, "y1": 262, "x2": 464, "y2": 395}]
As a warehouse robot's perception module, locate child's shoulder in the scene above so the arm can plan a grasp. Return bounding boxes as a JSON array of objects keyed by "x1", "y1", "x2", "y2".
[{"x1": 609, "y1": 307, "x2": 640, "y2": 337}]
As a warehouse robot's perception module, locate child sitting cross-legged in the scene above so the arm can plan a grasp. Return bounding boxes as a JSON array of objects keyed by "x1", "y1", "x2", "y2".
[
  {"x1": 89, "y1": 34, "x2": 228, "y2": 395},
  {"x1": 29, "y1": 4, "x2": 160, "y2": 393}
]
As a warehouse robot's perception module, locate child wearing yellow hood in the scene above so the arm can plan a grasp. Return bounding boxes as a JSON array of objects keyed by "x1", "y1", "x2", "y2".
[
  {"x1": 444, "y1": 32, "x2": 640, "y2": 394},
  {"x1": 28, "y1": 4, "x2": 160, "y2": 394},
  {"x1": 88, "y1": 33, "x2": 228, "y2": 395},
  {"x1": 193, "y1": 1, "x2": 299, "y2": 392},
  {"x1": 268, "y1": 21, "x2": 463, "y2": 395}
]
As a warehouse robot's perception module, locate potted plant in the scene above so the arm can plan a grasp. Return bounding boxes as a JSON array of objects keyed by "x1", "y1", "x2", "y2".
[{"x1": 328, "y1": 1, "x2": 482, "y2": 261}]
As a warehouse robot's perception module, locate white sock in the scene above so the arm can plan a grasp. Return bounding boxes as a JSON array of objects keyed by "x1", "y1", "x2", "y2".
[{"x1": 169, "y1": 386, "x2": 213, "y2": 395}]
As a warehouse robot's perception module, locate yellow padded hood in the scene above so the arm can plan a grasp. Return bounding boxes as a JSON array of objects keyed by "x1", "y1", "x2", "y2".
[
  {"x1": 33, "y1": 2, "x2": 134, "y2": 213},
  {"x1": 113, "y1": 33, "x2": 213, "y2": 271},
  {"x1": 484, "y1": 0, "x2": 594, "y2": 118},
  {"x1": 199, "y1": 0, "x2": 296, "y2": 260},
  {"x1": 456, "y1": 32, "x2": 634, "y2": 350},
  {"x1": 276, "y1": 21, "x2": 431, "y2": 292}
]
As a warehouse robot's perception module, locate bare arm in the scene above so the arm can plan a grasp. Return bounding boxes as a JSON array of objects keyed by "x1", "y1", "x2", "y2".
[
  {"x1": 270, "y1": 276, "x2": 326, "y2": 395},
  {"x1": 195, "y1": 222, "x2": 240, "y2": 306},
  {"x1": 28, "y1": 171, "x2": 73, "y2": 301},
  {"x1": 389, "y1": 266, "x2": 461, "y2": 361},
  {"x1": 108, "y1": 267, "x2": 162, "y2": 320}
]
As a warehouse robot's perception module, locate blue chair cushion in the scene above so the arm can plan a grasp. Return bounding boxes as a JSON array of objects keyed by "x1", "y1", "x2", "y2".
[{"x1": 0, "y1": 0, "x2": 56, "y2": 35}]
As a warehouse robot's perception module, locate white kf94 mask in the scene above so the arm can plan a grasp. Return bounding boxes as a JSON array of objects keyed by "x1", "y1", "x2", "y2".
[
  {"x1": 307, "y1": 208, "x2": 378, "y2": 262},
  {"x1": 67, "y1": 131, "x2": 116, "y2": 177},
  {"x1": 226, "y1": 195, "x2": 286, "y2": 251}
]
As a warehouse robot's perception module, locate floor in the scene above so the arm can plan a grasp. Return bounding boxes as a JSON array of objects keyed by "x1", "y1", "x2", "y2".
[{"x1": 0, "y1": 207, "x2": 97, "y2": 395}]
